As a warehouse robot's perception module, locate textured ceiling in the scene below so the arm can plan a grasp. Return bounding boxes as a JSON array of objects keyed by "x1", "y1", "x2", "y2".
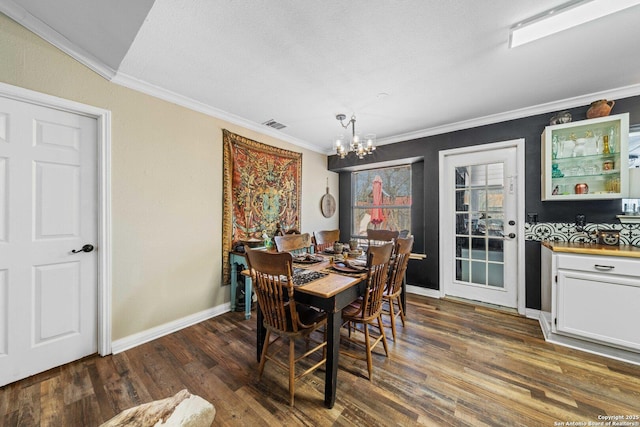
[{"x1": 3, "y1": 0, "x2": 640, "y2": 154}]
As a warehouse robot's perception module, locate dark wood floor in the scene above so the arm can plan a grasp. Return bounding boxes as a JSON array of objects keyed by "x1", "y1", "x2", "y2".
[{"x1": 2, "y1": 295, "x2": 640, "y2": 426}]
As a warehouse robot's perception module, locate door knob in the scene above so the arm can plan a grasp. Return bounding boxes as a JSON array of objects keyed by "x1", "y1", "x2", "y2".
[{"x1": 72, "y1": 244, "x2": 94, "y2": 253}]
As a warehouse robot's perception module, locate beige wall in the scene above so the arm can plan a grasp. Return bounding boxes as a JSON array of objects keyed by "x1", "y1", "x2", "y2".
[{"x1": 0, "y1": 14, "x2": 339, "y2": 341}]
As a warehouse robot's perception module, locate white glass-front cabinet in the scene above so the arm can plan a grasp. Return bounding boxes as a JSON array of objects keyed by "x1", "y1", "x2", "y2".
[{"x1": 541, "y1": 113, "x2": 629, "y2": 201}]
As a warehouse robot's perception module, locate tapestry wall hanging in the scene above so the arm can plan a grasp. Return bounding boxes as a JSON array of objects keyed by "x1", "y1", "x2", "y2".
[{"x1": 222, "y1": 129, "x2": 302, "y2": 285}]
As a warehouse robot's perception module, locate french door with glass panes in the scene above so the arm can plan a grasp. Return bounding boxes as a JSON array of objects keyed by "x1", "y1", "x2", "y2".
[{"x1": 440, "y1": 144, "x2": 519, "y2": 308}]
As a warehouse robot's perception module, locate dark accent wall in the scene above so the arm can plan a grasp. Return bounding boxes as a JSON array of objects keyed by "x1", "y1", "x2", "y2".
[{"x1": 329, "y1": 95, "x2": 640, "y2": 310}]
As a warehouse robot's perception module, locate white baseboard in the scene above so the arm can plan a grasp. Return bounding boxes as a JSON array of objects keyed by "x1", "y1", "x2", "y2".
[
  {"x1": 539, "y1": 311, "x2": 552, "y2": 340},
  {"x1": 406, "y1": 285, "x2": 441, "y2": 298},
  {"x1": 525, "y1": 308, "x2": 542, "y2": 320},
  {"x1": 110, "y1": 287, "x2": 435, "y2": 354},
  {"x1": 111, "y1": 303, "x2": 231, "y2": 354},
  {"x1": 538, "y1": 311, "x2": 640, "y2": 366}
]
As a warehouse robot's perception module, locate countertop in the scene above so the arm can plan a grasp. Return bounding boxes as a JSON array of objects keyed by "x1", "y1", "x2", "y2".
[{"x1": 541, "y1": 241, "x2": 640, "y2": 258}]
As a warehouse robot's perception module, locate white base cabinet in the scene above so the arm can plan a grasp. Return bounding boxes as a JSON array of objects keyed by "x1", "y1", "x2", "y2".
[{"x1": 541, "y1": 245, "x2": 640, "y2": 364}]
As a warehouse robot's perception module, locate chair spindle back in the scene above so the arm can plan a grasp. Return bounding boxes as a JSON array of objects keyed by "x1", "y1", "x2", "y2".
[
  {"x1": 246, "y1": 249, "x2": 300, "y2": 332},
  {"x1": 358, "y1": 242, "x2": 394, "y2": 321},
  {"x1": 387, "y1": 236, "x2": 414, "y2": 295}
]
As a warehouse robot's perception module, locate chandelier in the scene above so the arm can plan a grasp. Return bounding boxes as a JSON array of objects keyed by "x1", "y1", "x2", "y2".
[{"x1": 334, "y1": 114, "x2": 376, "y2": 159}]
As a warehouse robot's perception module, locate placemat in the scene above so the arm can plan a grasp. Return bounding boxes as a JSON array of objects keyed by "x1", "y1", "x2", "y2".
[{"x1": 292, "y1": 269, "x2": 328, "y2": 286}]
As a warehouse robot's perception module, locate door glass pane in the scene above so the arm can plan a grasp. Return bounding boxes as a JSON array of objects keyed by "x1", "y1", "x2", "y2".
[
  {"x1": 471, "y1": 237, "x2": 485, "y2": 260},
  {"x1": 470, "y1": 164, "x2": 486, "y2": 181},
  {"x1": 471, "y1": 261, "x2": 486, "y2": 285},
  {"x1": 455, "y1": 167, "x2": 468, "y2": 188},
  {"x1": 453, "y1": 162, "x2": 505, "y2": 288},
  {"x1": 457, "y1": 259, "x2": 469, "y2": 282},
  {"x1": 486, "y1": 163, "x2": 504, "y2": 185},
  {"x1": 488, "y1": 239, "x2": 504, "y2": 261},
  {"x1": 456, "y1": 213, "x2": 468, "y2": 234},
  {"x1": 455, "y1": 189, "x2": 469, "y2": 211},
  {"x1": 488, "y1": 263, "x2": 504, "y2": 287},
  {"x1": 469, "y1": 189, "x2": 485, "y2": 212},
  {"x1": 456, "y1": 236, "x2": 468, "y2": 258},
  {"x1": 487, "y1": 188, "x2": 504, "y2": 209}
]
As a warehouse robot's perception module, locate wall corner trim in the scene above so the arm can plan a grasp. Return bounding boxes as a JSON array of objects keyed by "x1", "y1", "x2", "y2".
[{"x1": 111, "y1": 304, "x2": 232, "y2": 355}]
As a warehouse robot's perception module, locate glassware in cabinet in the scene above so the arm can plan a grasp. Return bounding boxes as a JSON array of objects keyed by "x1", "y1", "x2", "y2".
[{"x1": 541, "y1": 113, "x2": 629, "y2": 201}]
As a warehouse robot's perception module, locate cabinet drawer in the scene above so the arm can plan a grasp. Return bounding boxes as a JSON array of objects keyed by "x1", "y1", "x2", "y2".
[{"x1": 556, "y1": 253, "x2": 640, "y2": 277}]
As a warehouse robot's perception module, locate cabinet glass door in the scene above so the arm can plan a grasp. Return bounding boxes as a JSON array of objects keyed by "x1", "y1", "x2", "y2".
[{"x1": 542, "y1": 113, "x2": 629, "y2": 201}]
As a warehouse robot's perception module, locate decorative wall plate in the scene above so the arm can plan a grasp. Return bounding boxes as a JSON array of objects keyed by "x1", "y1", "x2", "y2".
[{"x1": 321, "y1": 179, "x2": 336, "y2": 218}]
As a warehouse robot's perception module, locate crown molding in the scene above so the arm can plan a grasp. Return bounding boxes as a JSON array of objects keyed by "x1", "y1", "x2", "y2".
[
  {"x1": 5, "y1": 0, "x2": 639, "y2": 156},
  {"x1": 0, "y1": 0, "x2": 116, "y2": 80},
  {"x1": 111, "y1": 71, "x2": 325, "y2": 154},
  {"x1": 374, "y1": 82, "x2": 640, "y2": 147},
  {"x1": 2, "y1": 0, "x2": 322, "y2": 154}
]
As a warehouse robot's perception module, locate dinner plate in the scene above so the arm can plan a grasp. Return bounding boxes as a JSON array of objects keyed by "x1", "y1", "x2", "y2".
[
  {"x1": 331, "y1": 262, "x2": 367, "y2": 273},
  {"x1": 346, "y1": 259, "x2": 367, "y2": 267},
  {"x1": 293, "y1": 255, "x2": 323, "y2": 264}
]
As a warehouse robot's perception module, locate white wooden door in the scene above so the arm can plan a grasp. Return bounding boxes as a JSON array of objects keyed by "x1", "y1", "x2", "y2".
[
  {"x1": 440, "y1": 143, "x2": 521, "y2": 308},
  {"x1": 0, "y1": 96, "x2": 98, "y2": 386}
]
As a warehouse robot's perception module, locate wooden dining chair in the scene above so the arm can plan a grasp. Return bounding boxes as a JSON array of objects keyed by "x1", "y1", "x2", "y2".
[
  {"x1": 245, "y1": 249, "x2": 327, "y2": 406},
  {"x1": 340, "y1": 242, "x2": 394, "y2": 381},
  {"x1": 274, "y1": 232, "x2": 313, "y2": 254},
  {"x1": 313, "y1": 229, "x2": 340, "y2": 252},
  {"x1": 366, "y1": 229, "x2": 399, "y2": 247},
  {"x1": 382, "y1": 235, "x2": 414, "y2": 341}
]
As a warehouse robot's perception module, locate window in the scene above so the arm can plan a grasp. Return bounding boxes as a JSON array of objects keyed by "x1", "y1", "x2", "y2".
[{"x1": 351, "y1": 165, "x2": 412, "y2": 241}]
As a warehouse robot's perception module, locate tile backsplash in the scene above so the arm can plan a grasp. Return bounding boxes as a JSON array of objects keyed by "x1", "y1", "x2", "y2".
[{"x1": 525, "y1": 222, "x2": 640, "y2": 246}]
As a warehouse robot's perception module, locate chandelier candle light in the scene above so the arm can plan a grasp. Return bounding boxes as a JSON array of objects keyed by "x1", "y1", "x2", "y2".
[{"x1": 334, "y1": 114, "x2": 376, "y2": 159}]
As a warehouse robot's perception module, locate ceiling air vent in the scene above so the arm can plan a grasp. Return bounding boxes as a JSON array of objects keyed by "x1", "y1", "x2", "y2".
[{"x1": 262, "y1": 119, "x2": 287, "y2": 130}]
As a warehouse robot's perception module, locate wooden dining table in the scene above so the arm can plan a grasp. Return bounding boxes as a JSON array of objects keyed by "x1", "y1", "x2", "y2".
[{"x1": 250, "y1": 254, "x2": 366, "y2": 409}]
